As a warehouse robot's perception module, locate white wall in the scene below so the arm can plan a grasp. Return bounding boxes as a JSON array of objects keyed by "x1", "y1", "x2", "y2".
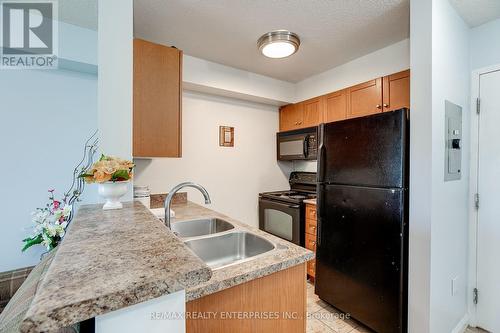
[
  {"x1": 98, "y1": 0, "x2": 133, "y2": 158},
  {"x1": 59, "y1": 21, "x2": 97, "y2": 66},
  {"x1": 183, "y1": 55, "x2": 296, "y2": 105},
  {"x1": 470, "y1": 18, "x2": 500, "y2": 70},
  {"x1": 98, "y1": 0, "x2": 134, "y2": 198},
  {"x1": 0, "y1": 69, "x2": 98, "y2": 272},
  {"x1": 96, "y1": 290, "x2": 185, "y2": 333},
  {"x1": 134, "y1": 91, "x2": 292, "y2": 227},
  {"x1": 0, "y1": 14, "x2": 99, "y2": 272},
  {"x1": 409, "y1": 0, "x2": 433, "y2": 330},
  {"x1": 295, "y1": 39, "x2": 410, "y2": 101},
  {"x1": 430, "y1": 1, "x2": 471, "y2": 332},
  {"x1": 410, "y1": 0, "x2": 471, "y2": 332}
]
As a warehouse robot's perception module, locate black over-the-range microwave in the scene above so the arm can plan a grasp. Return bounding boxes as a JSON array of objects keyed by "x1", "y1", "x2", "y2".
[{"x1": 277, "y1": 126, "x2": 318, "y2": 161}]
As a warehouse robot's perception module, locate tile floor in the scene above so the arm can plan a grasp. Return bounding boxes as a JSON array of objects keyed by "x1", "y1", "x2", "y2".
[
  {"x1": 306, "y1": 281, "x2": 490, "y2": 333},
  {"x1": 306, "y1": 280, "x2": 374, "y2": 333}
]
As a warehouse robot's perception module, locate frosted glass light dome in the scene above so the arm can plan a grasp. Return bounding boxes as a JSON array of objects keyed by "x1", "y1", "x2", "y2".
[
  {"x1": 258, "y1": 30, "x2": 300, "y2": 59},
  {"x1": 261, "y1": 41, "x2": 297, "y2": 58}
]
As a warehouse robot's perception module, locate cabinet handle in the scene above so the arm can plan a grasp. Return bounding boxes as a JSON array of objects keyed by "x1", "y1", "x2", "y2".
[
  {"x1": 383, "y1": 103, "x2": 389, "y2": 108},
  {"x1": 376, "y1": 104, "x2": 382, "y2": 109}
]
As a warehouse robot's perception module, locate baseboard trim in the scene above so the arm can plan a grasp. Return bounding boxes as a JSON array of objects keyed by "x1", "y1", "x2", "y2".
[{"x1": 452, "y1": 314, "x2": 470, "y2": 333}]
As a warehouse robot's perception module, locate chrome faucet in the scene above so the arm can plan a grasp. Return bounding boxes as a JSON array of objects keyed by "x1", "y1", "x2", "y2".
[{"x1": 164, "y1": 182, "x2": 211, "y2": 229}]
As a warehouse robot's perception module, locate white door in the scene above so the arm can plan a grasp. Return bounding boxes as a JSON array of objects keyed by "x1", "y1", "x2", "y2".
[{"x1": 477, "y1": 69, "x2": 500, "y2": 333}]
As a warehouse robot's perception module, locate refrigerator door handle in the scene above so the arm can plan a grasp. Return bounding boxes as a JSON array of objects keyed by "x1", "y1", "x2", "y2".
[
  {"x1": 317, "y1": 124, "x2": 326, "y2": 183},
  {"x1": 316, "y1": 188, "x2": 322, "y2": 247},
  {"x1": 317, "y1": 216, "x2": 322, "y2": 247}
]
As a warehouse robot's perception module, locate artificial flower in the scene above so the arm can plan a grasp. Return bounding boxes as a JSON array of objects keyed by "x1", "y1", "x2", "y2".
[
  {"x1": 79, "y1": 154, "x2": 134, "y2": 184},
  {"x1": 22, "y1": 190, "x2": 72, "y2": 252}
]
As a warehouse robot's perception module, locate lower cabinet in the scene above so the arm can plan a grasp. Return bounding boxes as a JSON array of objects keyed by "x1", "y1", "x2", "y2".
[
  {"x1": 186, "y1": 264, "x2": 306, "y2": 333},
  {"x1": 305, "y1": 204, "x2": 317, "y2": 279}
]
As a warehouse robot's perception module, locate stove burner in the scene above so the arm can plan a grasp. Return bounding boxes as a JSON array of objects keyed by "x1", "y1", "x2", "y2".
[{"x1": 288, "y1": 195, "x2": 306, "y2": 199}]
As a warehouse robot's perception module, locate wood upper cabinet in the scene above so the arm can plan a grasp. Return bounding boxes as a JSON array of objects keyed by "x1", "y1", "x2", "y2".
[
  {"x1": 383, "y1": 69, "x2": 410, "y2": 112},
  {"x1": 280, "y1": 98, "x2": 322, "y2": 132},
  {"x1": 133, "y1": 38, "x2": 182, "y2": 157},
  {"x1": 302, "y1": 97, "x2": 322, "y2": 127},
  {"x1": 279, "y1": 103, "x2": 304, "y2": 131},
  {"x1": 323, "y1": 89, "x2": 348, "y2": 123},
  {"x1": 278, "y1": 69, "x2": 410, "y2": 130},
  {"x1": 347, "y1": 77, "x2": 383, "y2": 118}
]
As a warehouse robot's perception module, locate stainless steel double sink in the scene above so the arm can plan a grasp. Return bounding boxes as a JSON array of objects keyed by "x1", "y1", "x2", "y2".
[{"x1": 171, "y1": 218, "x2": 275, "y2": 269}]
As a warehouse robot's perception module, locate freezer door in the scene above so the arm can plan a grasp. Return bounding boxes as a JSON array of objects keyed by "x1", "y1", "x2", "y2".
[
  {"x1": 317, "y1": 108, "x2": 408, "y2": 188},
  {"x1": 315, "y1": 184, "x2": 406, "y2": 333}
]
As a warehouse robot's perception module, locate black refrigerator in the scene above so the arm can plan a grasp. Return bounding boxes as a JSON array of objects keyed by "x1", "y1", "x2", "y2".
[{"x1": 315, "y1": 108, "x2": 409, "y2": 333}]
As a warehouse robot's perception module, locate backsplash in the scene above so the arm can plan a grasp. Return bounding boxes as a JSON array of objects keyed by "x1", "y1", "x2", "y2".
[
  {"x1": 293, "y1": 161, "x2": 317, "y2": 173},
  {"x1": 150, "y1": 192, "x2": 188, "y2": 208}
]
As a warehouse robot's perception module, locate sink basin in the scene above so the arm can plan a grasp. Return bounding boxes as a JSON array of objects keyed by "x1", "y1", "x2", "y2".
[
  {"x1": 171, "y1": 218, "x2": 234, "y2": 238},
  {"x1": 185, "y1": 231, "x2": 275, "y2": 269}
]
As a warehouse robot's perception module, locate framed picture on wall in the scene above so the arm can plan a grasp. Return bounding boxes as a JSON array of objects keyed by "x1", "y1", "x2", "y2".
[{"x1": 219, "y1": 126, "x2": 234, "y2": 147}]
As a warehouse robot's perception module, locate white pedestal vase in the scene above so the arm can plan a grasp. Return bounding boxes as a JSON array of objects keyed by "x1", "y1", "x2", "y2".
[{"x1": 98, "y1": 181, "x2": 129, "y2": 210}]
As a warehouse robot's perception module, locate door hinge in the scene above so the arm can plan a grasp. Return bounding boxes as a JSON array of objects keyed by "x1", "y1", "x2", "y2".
[
  {"x1": 473, "y1": 288, "x2": 479, "y2": 305},
  {"x1": 476, "y1": 98, "x2": 481, "y2": 115},
  {"x1": 474, "y1": 193, "x2": 480, "y2": 210}
]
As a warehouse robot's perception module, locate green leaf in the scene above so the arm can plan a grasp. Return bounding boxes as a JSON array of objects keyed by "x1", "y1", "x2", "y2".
[
  {"x1": 78, "y1": 173, "x2": 93, "y2": 178},
  {"x1": 22, "y1": 235, "x2": 43, "y2": 252},
  {"x1": 99, "y1": 154, "x2": 106, "y2": 161},
  {"x1": 111, "y1": 170, "x2": 130, "y2": 181}
]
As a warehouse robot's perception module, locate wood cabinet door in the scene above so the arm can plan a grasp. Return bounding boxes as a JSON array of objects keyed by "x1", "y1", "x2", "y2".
[
  {"x1": 347, "y1": 78, "x2": 383, "y2": 118},
  {"x1": 383, "y1": 69, "x2": 410, "y2": 112},
  {"x1": 323, "y1": 89, "x2": 347, "y2": 123},
  {"x1": 279, "y1": 103, "x2": 304, "y2": 131},
  {"x1": 302, "y1": 98, "x2": 322, "y2": 128},
  {"x1": 133, "y1": 38, "x2": 182, "y2": 157}
]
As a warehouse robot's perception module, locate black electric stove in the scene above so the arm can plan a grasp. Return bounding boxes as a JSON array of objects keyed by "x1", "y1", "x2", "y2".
[{"x1": 258, "y1": 172, "x2": 317, "y2": 246}]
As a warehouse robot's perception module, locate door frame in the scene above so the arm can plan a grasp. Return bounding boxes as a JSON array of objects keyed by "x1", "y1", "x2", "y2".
[{"x1": 468, "y1": 63, "x2": 500, "y2": 328}]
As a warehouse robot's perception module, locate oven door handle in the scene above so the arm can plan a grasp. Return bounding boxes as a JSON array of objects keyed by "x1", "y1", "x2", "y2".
[{"x1": 260, "y1": 198, "x2": 300, "y2": 209}]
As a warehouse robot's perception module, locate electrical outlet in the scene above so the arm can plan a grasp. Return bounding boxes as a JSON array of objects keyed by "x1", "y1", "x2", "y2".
[{"x1": 451, "y1": 276, "x2": 460, "y2": 296}]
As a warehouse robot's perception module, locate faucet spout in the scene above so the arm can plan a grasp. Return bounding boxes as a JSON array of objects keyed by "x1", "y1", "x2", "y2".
[{"x1": 164, "y1": 182, "x2": 211, "y2": 229}]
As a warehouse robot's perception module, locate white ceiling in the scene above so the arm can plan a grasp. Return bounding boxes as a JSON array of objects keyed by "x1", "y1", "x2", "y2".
[
  {"x1": 450, "y1": 0, "x2": 500, "y2": 27},
  {"x1": 134, "y1": 0, "x2": 409, "y2": 83}
]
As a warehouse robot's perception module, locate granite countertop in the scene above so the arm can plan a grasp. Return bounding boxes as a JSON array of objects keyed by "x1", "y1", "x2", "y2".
[
  {"x1": 169, "y1": 201, "x2": 315, "y2": 301},
  {"x1": 21, "y1": 202, "x2": 212, "y2": 333},
  {"x1": 303, "y1": 198, "x2": 317, "y2": 205}
]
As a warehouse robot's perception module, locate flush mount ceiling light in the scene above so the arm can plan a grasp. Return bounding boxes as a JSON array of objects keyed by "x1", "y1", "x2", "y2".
[{"x1": 257, "y1": 30, "x2": 300, "y2": 59}]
